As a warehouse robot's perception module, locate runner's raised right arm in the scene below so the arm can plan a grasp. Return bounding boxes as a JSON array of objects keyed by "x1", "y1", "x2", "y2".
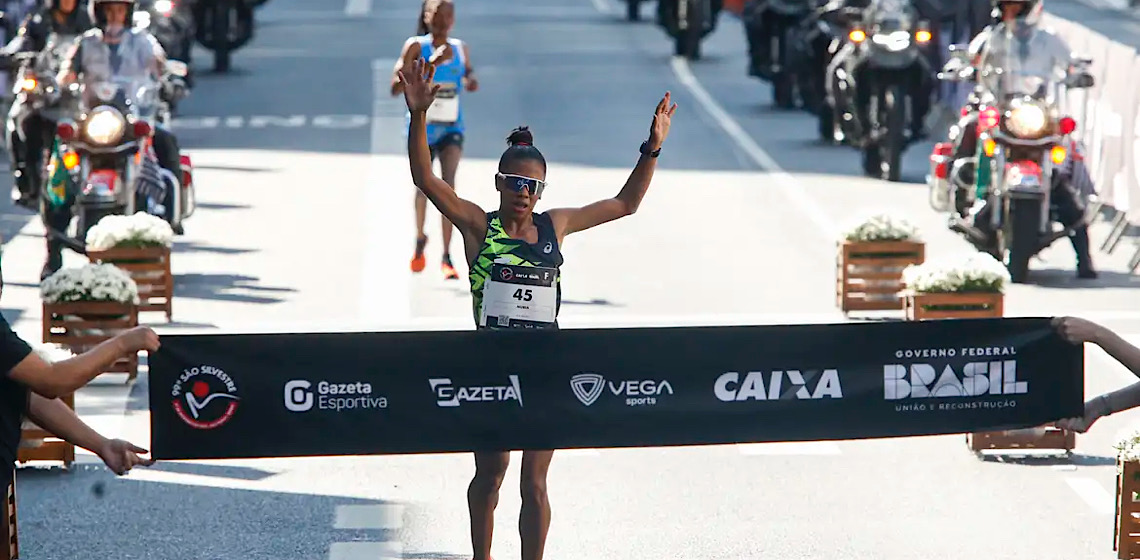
[{"x1": 400, "y1": 58, "x2": 486, "y2": 235}]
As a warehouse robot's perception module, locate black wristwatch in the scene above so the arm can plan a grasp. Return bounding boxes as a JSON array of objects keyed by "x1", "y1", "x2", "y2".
[{"x1": 640, "y1": 141, "x2": 661, "y2": 158}]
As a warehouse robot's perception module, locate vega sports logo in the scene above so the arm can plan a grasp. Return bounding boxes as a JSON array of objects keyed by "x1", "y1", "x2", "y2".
[{"x1": 171, "y1": 365, "x2": 240, "y2": 430}]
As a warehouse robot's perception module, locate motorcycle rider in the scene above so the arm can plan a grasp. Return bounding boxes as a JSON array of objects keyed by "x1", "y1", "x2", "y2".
[
  {"x1": 965, "y1": 0, "x2": 1097, "y2": 279},
  {"x1": 1, "y1": 0, "x2": 93, "y2": 210},
  {"x1": 47, "y1": 0, "x2": 184, "y2": 278}
]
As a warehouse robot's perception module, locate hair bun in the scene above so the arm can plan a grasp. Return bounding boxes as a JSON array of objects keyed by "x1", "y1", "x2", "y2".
[{"x1": 506, "y1": 126, "x2": 533, "y2": 147}]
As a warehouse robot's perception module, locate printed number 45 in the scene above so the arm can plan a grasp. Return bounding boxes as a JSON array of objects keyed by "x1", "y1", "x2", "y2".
[{"x1": 513, "y1": 288, "x2": 533, "y2": 302}]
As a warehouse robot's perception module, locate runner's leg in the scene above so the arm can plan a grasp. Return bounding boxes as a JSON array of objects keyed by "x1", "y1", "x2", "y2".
[
  {"x1": 468, "y1": 451, "x2": 510, "y2": 560},
  {"x1": 437, "y1": 132, "x2": 464, "y2": 279},
  {"x1": 411, "y1": 143, "x2": 439, "y2": 273},
  {"x1": 519, "y1": 450, "x2": 554, "y2": 560}
]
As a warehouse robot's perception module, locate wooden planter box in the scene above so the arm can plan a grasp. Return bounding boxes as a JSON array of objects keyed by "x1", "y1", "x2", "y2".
[
  {"x1": 1117, "y1": 459, "x2": 1140, "y2": 558},
  {"x1": 966, "y1": 426, "x2": 1075, "y2": 453},
  {"x1": 903, "y1": 291, "x2": 1004, "y2": 321},
  {"x1": 41, "y1": 301, "x2": 139, "y2": 383},
  {"x1": 902, "y1": 290, "x2": 1075, "y2": 454},
  {"x1": 835, "y1": 240, "x2": 924, "y2": 314},
  {"x1": 16, "y1": 393, "x2": 76, "y2": 468},
  {"x1": 2, "y1": 475, "x2": 15, "y2": 560},
  {"x1": 87, "y1": 245, "x2": 173, "y2": 321}
]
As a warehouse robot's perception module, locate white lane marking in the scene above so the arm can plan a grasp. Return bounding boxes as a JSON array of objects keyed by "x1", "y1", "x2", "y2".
[
  {"x1": 334, "y1": 504, "x2": 405, "y2": 530},
  {"x1": 329, "y1": 541, "x2": 403, "y2": 560},
  {"x1": 589, "y1": 0, "x2": 612, "y2": 14},
  {"x1": 668, "y1": 56, "x2": 838, "y2": 247},
  {"x1": 361, "y1": 59, "x2": 413, "y2": 324},
  {"x1": 737, "y1": 442, "x2": 842, "y2": 455},
  {"x1": 344, "y1": 0, "x2": 371, "y2": 17},
  {"x1": 1065, "y1": 477, "x2": 1116, "y2": 515}
]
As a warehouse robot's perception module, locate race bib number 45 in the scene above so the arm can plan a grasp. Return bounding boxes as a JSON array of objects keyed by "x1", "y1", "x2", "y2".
[
  {"x1": 426, "y1": 84, "x2": 459, "y2": 124},
  {"x1": 480, "y1": 263, "x2": 558, "y2": 329}
]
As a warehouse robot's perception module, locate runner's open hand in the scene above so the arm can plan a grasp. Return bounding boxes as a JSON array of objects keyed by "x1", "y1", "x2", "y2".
[
  {"x1": 1055, "y1": 397, "x2": 1111, "y2": 433},
  {"x1": 97, "y1": 438, "x2": 155, "y2": 475},
  {"x1": 398, "y1": 57, "x2": 441, "y2": 114},
  {"x1": 646, "y1": 91, "x2": 678, "y2": 152}
]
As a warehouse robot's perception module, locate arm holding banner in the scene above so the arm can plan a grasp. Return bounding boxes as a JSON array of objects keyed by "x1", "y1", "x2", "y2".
[
  {"x1": 7, "y1": 326, "x2": 160, "y2": 399},
  {"x1": 1054, "y1": 317, "x2": 1140, "y2": 433},
  {"x1": 25, "y1": 394, "x2": 154, "y2": 475}
]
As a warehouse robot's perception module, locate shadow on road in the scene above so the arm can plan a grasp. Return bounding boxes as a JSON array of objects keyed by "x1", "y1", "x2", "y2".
[
  {"x1": 173, "y1": 273, "x2": 297, "y2": 304},
  {"x1": 13, "y1": 466, "x2": 407, "y2": 560},
  {"x1": 173, "y1": 240, "x2": 259, "y2": 256},
  {"x1": 1028, "y1": 268, "x2": 1140, "y2": 289},
  {"x1": 975, "y1": 452, "x2": 1116, "y2": 467}
]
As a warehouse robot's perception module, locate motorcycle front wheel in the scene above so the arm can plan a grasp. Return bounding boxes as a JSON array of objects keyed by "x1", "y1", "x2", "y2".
[
  {"x1": 877, "y1": 84, "x2": 906, "y2": 182},
  {"x1": 1004, "y1": 197, "x2": 1042, "y2": 283}
]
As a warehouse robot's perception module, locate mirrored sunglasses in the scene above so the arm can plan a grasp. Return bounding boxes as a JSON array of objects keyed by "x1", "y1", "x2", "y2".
[{"x1": 497, "y1": 173, "x2": 546, "y2": 197}]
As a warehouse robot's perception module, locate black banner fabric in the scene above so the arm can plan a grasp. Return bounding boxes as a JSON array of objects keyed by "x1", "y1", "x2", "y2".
[{"x1": 148, "y1": 317, "x2": 1083, "y2": 460}]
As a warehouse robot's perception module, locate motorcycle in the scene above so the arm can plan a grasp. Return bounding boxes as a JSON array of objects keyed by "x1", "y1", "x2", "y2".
[
  {"x1": 50, "y1": 62, "x2": 195, "y2": 249},
  {"x1": 927, "y1": 31, "x2": 1096, "y2": 283},
  {"x1": 657, "y1": 0, "x2": 722, "y2": 60},
  {"x1": 5, "y1": 32, "x2": 78, "y2": 207},
  {"x1": 787, "y1": 1, "x2": 860, "y2": 141},
  {"x1": 193, "y1": 0, "x2": 266, "y2": 72},
  {"x1": 827, "y1": 0, "x2": 934, "y2": 181},
  {"x1": 135, "y1": 0, "x2": 196, "y2": 88},
  {"x1": 743, "y1": 0, "x2": 813, "y2": 108}
]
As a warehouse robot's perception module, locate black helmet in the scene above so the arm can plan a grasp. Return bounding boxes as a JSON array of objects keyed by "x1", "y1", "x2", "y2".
[
  {"x1": 991, "y1": 0, "x2": 1043, "y2": 24},
  {"x1": 88, "y1": 0, "x2": 135, "y2": 30}
]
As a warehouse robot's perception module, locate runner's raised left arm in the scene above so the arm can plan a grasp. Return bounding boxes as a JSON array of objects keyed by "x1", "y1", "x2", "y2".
[{"x1": 549, "y1": 92, "x2": 677, "y2": 239}]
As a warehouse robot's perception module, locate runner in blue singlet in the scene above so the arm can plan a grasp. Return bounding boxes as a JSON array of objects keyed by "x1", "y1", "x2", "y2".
[
  {"x1": 396, "y1": 56, "x2": 677, "y2": 560},
  {"x1": 391, "y1": 0, "x2": 478, "y2": 280}
]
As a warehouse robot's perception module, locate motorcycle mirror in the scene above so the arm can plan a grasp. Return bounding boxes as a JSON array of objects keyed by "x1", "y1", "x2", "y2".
[
  {"x1": 1067, "y1": 72, "x2": 1095, "y2": 89},
  {"x1": 165, "y1": 60, "x2": 189, "y2": 77}
]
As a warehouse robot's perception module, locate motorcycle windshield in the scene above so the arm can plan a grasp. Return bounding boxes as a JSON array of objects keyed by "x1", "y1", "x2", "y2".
[
  {"x1": 867, "y1": 0, "x2": 916, "y2": 31},
  {"x1": 981, "y1": 19, "x2": 1071, "y2": 104},
  {"x1": 83, "y1": 77, "x2": 161, "y2": 117}
]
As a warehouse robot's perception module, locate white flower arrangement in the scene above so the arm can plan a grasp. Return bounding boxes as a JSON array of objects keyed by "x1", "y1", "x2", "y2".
[
  {"x1": 1116, "y1": 426, "x2": 1140, "y2": 465},
  {"x1": 842, "y1": 213, "x2": 922, "y2": 243},
  {"x1": 85, "y1": 211, "x2": 174, "y2": 252},
  {"x1": 40, "y1": 262, "x2": 140, "y2": 304},
  {"x1": 902, "y1": 252, "x2": 1010, "y2": 294}
]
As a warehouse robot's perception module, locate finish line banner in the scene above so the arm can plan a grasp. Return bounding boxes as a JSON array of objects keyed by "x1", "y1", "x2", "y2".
[{"x1": 147, "y1": 317, "x2": 1083, "y2": 460}]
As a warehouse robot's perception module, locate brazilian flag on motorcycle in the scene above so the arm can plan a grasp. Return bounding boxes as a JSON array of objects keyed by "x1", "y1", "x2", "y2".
[
  {"x1": 46, "y1": 137, "x2": 70, "y2": 209},
  {"x1": 975, "y1": 145, "x2": 991, "y2": 201}
]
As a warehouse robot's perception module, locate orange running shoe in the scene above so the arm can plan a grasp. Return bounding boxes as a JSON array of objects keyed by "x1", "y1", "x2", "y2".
[
  {"x1": 441, "y1": 253, "x2": 459, "y2": 280},
  {"x1": 410, "y1": 235, "x2": 427, "y2": 273}
]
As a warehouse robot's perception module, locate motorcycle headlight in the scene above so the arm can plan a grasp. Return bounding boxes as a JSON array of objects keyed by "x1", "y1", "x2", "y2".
[
  {"x1": 871, "y1": 30, "x2": 911, "y2": 51},
  {"x1": 1007, "y1": 103, "x2": 1049, "y2": 138},
  {"x1": 84, "y1": 107, "x2": 125, "y2": 145}
]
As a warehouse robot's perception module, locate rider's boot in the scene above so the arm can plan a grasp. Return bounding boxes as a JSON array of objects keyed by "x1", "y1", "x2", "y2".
[
  {"x1": 1070, "y1": 227, "x2": 1098, "y2": 279},
  {"x1": 41, "y1": 238, "x2": 63, "y2": 281}
]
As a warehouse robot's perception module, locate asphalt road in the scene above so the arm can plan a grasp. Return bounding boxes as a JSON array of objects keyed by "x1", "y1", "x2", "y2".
[{"x1": 2, "y1": 0, "x2": 1140, "y2": 558}]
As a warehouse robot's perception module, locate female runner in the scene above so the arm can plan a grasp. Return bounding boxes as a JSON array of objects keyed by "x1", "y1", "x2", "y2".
[
  {"x1": 397, "y1": 57, "x2": 676, "y2": 560},
  {"x1": 391, "y1": 0, "x2": 478, "y2": 279}
]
